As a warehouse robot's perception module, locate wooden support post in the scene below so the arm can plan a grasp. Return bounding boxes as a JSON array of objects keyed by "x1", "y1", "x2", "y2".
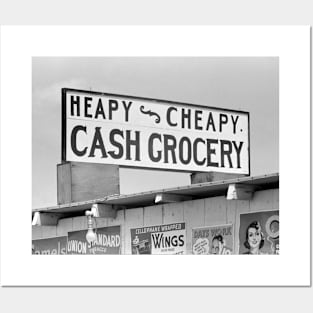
[
  {"x1": 32, "y1": 212, "x2": 64, "y2": 226},
  {"x1": 191, "y1": 172, "x2": 246, "y2": 184},
  {"x1": 57, "y1": 162, "x2": 120, "y2": 204},
  {"x1": 155, "y1": 193, "x2": 192, "y2": 204},
  {"x1": 91, "y1": 203, "x2": 117, "y2": 219},
  {"x1": 226, "y1": 183, "x2": 255, "y2": 200}
]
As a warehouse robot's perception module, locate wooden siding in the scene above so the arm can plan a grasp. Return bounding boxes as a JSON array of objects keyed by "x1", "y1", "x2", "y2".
[{"x1": 33, "y1": 188, "x2": 279, "y2": 254}]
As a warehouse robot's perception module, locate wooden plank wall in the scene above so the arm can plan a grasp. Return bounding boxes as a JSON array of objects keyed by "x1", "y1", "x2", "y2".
[{"x1": 33, "y1": 188, "x2": 279, "y2": 254}]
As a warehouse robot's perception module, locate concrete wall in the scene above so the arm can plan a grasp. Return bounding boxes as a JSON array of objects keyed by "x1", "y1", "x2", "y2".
[{"x1": 32, "y1": 188, "x2": 279, "y2": 254}]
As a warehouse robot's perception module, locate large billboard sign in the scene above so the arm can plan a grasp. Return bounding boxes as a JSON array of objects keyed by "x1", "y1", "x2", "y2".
[
  {"x1": 62, "y1": 88, "x2": 250, "y2": 174},
  {"x1": 131, "y1": 222, "x2": 186, "y2": 255}
]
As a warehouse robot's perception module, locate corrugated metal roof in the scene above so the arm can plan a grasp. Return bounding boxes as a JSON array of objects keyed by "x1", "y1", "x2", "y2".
[{"x1": 33, "y1": 173, "x2": 279, "y2": 215}]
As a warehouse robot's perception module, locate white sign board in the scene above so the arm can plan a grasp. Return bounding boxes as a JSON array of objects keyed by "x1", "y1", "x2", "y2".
[{"x1": 62, "y1": 88, "x2": 250, "y2": 174}]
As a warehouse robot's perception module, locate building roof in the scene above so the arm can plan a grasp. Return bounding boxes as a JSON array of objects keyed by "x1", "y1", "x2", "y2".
[{"x1": 32, "y1": 173, "x2": 279, "y2": 216}]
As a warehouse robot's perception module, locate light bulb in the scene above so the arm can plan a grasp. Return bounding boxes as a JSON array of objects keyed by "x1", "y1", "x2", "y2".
[{"x1": 86, "y1": 228, "x2": 97, "y2": 244}]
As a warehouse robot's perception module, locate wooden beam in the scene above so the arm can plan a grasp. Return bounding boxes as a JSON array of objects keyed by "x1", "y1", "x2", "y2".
[
  {"x1": 32, "y1": 212, "x2": 63, "y2": 226},
  {"x1": 91, "y1": 203, "x2": 117, "y2": 219},
  {"x1": 191, "y1": 172, "x2": 245, "y2": 184},
  {"x1": 226, "y1": 183, "x2": 255, "y2": 200},
  {"x1": 155, "y1": 193, "x2": 192, "y2": 204}
]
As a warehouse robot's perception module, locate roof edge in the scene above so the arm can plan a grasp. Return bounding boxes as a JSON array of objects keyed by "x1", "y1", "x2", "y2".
[{"x1": 33, "y1": 173, "x2": 279, "y2": 214}]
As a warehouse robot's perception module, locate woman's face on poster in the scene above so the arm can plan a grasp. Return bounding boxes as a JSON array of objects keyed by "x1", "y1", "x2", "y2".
[
  {"x1": 248, "y1": 227, "x2": 262, "y2": 249},
  {"x1": 211, "y1": 239, "x2": 220, "y2": 254}
]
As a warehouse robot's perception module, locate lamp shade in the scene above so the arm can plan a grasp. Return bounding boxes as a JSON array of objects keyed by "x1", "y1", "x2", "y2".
[{"x1": 86, "y1": 228, "x2": 97, "y2": 244}]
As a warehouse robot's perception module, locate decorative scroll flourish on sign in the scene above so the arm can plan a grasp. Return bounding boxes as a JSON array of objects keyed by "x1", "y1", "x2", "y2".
[{"x1": 140, "y1": 106, "x2": 161, "y2": 124}]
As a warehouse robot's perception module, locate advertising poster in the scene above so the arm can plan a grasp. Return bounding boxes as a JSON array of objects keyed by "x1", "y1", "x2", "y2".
[
  {"x1": 32, "y1": 236, "x2": 67, "y2": 255},
  {"x1": 131, "y1": 223, "x2": 186, "y2": 255},
  {"x1": 192, "y1": 224, "x2": 234, "y2": 255},
  {"x1": 239, "y1": 210, "x2": 279, "y2": 255},
  {"x1": 67, "y1": 226, "x2": 121, "y2": 254}
]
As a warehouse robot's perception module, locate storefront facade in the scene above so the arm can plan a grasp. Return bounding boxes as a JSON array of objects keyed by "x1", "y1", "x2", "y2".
[{"x1": 32, "y1": 173, "x2": 279, "y2": 255}]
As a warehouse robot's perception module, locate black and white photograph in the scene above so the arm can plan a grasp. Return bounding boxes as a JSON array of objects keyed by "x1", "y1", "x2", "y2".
[
  {"x1": 0, "y1": 0, "x2": 312, "y2": 309},
  {"x1": 31, "y1": 57, "x2": 279, "y2": 255}
]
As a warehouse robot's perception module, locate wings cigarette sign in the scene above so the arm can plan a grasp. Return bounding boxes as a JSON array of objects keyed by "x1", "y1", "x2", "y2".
[
  {"x1": 62, "y1": 88, "x2": 250, "y2": 174},
  {"x1": 131, "y1": 223, "x2": 186, "y2": 255}
]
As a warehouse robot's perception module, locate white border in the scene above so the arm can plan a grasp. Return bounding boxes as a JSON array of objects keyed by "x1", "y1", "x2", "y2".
[{"x1": 0, "y1": 26, "x2": 310, "y2": 286}]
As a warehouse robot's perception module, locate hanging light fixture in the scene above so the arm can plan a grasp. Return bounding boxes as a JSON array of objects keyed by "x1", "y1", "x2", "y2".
[{"x1": 85, "y1": 210, "x2": 97, "y2": 244}]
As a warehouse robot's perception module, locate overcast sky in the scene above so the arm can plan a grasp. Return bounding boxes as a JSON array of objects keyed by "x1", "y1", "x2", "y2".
[{"x1": 32, "y1": 57, "x2": 278, "y2": 209}]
